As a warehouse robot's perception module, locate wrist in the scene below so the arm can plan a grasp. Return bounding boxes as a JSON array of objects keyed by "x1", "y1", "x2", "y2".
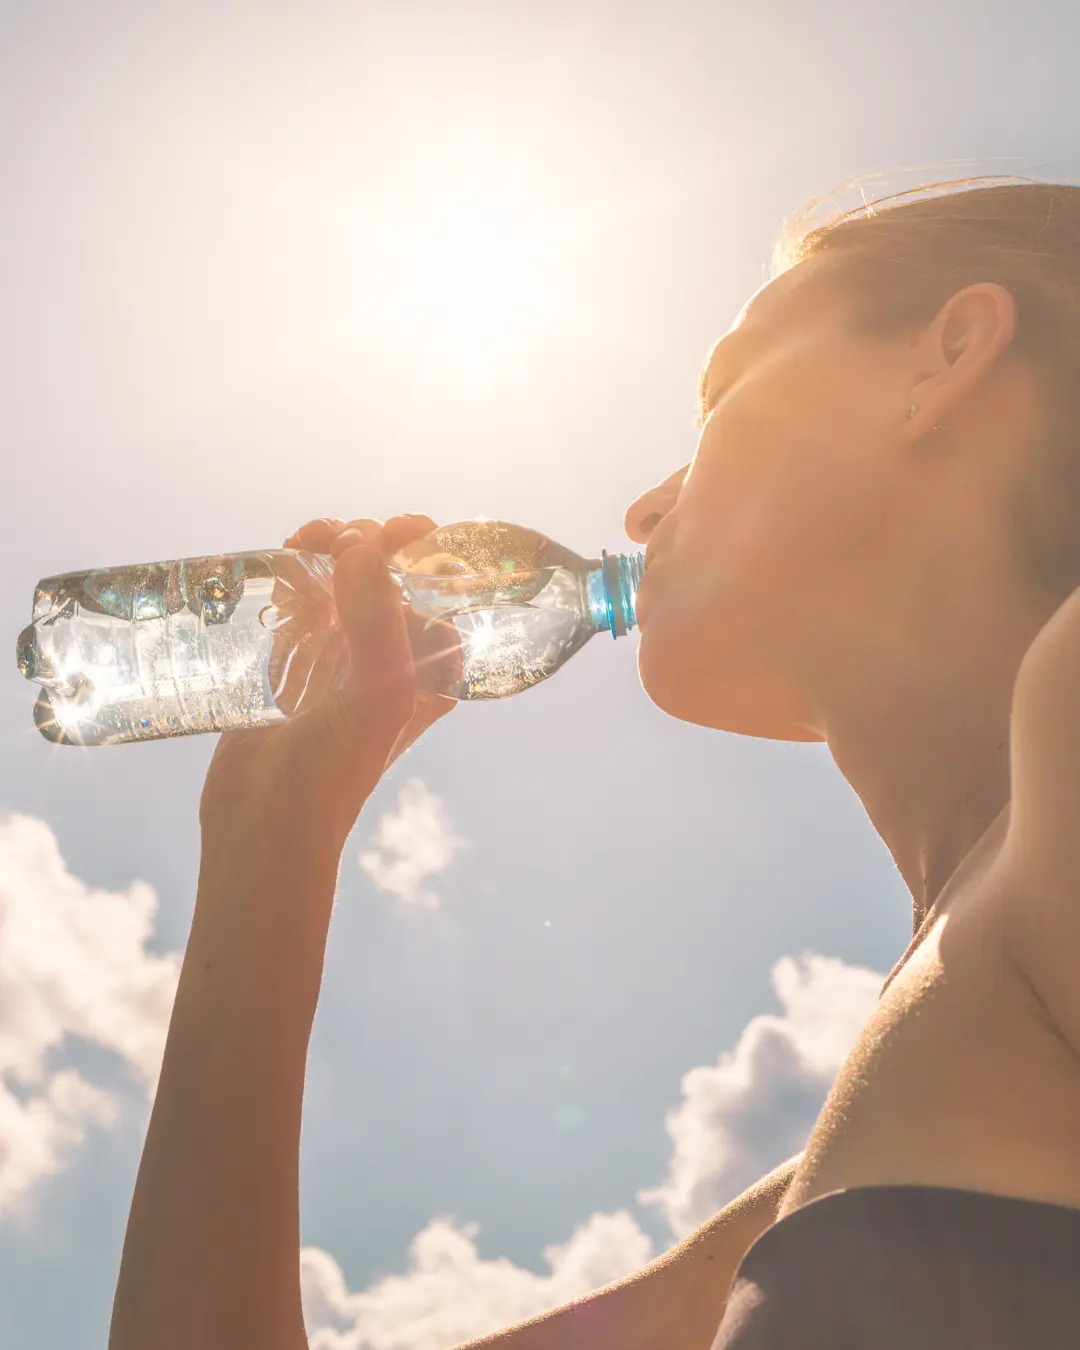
[
  {"x1": 199, "y1": 813, "x2": 345, "y2": 880},
  {"x1": 200, "y1": 726, "x2": 380, "y2": 865},
  {"x1": 200, "y1": 783, "x2": 358, "y2": 859}
]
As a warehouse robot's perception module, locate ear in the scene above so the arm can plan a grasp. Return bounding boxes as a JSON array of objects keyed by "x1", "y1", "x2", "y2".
[{"x1": 904, "y1": 283, "x2": 1018, "y2": 437}]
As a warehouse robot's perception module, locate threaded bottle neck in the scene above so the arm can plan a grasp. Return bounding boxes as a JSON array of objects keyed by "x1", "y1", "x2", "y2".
[{"x1": 587, "y1": 550, "x2": 646, "y2": 639}]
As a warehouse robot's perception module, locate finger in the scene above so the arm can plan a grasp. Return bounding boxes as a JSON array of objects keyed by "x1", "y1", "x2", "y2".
[
  {"x1": 381, "y1": 514, "x2": 438, "y2": 556},
  {"x1": 285, "y1": 518, "x2": 348, "y2": 553},
  {"x1": 333, "y1": 542, "x2": 415, "y2": 732},
  {"x1": 288, "y1": 518, "x2": 345, "y2": 551},
  {"x1": 330, "y1": 518, "x2": 384, "y2": 559}
]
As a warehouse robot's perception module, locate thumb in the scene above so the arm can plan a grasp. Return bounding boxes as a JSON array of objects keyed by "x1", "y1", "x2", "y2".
[{"x1": 333, "y1": 542, "x2": 417, "y2": 736}]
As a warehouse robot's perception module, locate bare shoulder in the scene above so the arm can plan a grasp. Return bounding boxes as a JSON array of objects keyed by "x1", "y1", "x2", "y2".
[{"x1": 1000, "y1": 583, "x2": 1080, "y2": 1057}]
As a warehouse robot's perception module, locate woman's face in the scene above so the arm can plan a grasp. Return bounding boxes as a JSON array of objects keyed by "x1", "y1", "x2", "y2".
[{"x1": 627, "y1": 255, "x2": 918, "y2": 740}]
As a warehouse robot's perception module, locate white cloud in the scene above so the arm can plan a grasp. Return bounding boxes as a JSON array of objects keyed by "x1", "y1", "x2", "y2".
[
  {"x1": 637, "y1": 953, "x2": 884, "y2": 1238},
  {"x1": 0, "y1": 813, "x2": 180, "y2": 1216},
  {"x1": 298, "y1": 952, "x2": 883, "y2": 1347},
  {"x1": 0, "y1": 807, "x2": 882, "y2": 1347},
  {"x1": 359, "y1": 779, "x2": 465, "y2": 910},
  {"x1": 301, "y1": 1210, "x2": 653, "y2": 1350},
  {"x1": 0, "y1": 1070, "x2": 118, "y2": 1215}
]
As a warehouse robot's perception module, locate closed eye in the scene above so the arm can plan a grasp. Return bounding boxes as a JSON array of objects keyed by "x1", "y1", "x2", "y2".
[
  {"x1": 698, "y1": 380, "x2": 731, "y2": 427},
  {"x1": 696, "y1": 328, "x2": 761, "y2": 426},
  {"x1": 697, "y1": 350, "x2": 741, "y2": 426}
]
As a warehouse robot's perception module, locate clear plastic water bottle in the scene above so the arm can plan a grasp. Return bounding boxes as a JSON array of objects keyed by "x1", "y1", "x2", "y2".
[{"x1": 16, "y1": 519, "x2": 645, "y2": 746}]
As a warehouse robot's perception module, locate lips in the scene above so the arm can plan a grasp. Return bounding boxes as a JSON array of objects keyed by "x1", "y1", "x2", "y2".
[{"x1": 635, "y1": 550, "x2": 665, "y2": 625}]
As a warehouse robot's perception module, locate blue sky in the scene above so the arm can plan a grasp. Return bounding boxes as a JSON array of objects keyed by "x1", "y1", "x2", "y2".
[{"x1": 2, "y1": 1, "x2": 1079, "y2": 1346}]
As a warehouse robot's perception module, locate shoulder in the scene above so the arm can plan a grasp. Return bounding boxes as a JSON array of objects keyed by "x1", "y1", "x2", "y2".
[{"x1": 1000, "y1": 584, "x2": 1080, "y2": 1054}]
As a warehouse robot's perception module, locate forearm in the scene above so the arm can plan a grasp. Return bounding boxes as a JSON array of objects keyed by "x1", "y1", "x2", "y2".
[
  {"x1": 109, "y1": 835, "x2": 340, "y2": 1350},
  {"x1": 454, "y1": 1154, "x2": 801, "y2": 1350}
]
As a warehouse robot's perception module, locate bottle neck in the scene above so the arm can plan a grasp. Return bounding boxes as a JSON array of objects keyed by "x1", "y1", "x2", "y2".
[{"x1": 586, "y1": 550, "x2": 646, "y2": 639}]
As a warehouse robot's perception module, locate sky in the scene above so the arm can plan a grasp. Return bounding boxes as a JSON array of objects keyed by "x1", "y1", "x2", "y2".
[{"x1": 2, "y1": 1, "x2": 1079, "y2": 1346}]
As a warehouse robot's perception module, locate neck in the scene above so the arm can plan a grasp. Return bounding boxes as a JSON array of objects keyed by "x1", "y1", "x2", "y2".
[
  {"x1": 808, "y1": 574, "x2": 1053, "y2": 930},
  {"x1": 826, "y1": 685, "x2": 1011, "y2": 929}
]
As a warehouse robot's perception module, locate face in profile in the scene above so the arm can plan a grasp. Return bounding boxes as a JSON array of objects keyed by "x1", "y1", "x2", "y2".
[{"x1": 630, "y1": 255, "x2": 919, "y2": 741}]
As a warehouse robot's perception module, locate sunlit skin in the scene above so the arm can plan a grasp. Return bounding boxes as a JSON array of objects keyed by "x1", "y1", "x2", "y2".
[
  {"x1": 625, "y1": 253, "x2": 1053, "y2": 923},
  {"x1": 110, "y1": 252, "x2": 1080, "y2": 1350},
  {"x1": 623, "y1": 255, "x2": 1080, "y2": 1238}
]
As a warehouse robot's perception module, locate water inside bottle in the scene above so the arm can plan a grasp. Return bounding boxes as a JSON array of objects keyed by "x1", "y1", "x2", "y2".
[
  {"x1": 21, "y1": 552, "x2": 340, "y2": 744},
  {"x1": 18, "y1": 521, "x2": 615, "y2": 745},
  {"x1": 390, "y1": 521, "x2": 596, "y2": 699},
  {"x1": 405, "y1": 567, "x2": 593, "y2": 699}
]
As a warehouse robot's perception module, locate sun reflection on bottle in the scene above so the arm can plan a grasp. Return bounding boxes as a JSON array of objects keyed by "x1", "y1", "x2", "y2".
[{"x1": 462, "y1": 611, "x2": 499, "y2": 656}]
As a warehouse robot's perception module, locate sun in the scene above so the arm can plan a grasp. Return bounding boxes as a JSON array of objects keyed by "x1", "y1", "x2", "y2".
[
  {"x1": 349, "y1": 140, "x2": 583, "y2": 390},
  {"x1": 392, "y1": 199, "x2": 556, "y2": 359}
]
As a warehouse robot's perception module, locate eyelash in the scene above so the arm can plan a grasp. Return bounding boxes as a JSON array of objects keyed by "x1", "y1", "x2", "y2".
[{"x1": 698, "y1": 383, "x2": 730, "y2": 427}]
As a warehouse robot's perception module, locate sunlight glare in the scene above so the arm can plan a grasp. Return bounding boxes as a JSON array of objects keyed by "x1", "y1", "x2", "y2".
[
  {"x1": 351, "y1": 141, "x2": 582, "y2": 391},
  {"x1": 463, "y1": 611, "x2": 500, "y2": 655}
]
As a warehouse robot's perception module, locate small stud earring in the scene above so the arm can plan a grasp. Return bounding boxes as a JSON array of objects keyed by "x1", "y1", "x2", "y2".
[{"x1": 906, "y1": 405, "x2": 918, "y2": 421}]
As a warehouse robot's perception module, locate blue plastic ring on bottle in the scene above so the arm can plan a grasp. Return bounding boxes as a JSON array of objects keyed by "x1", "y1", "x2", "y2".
[{"x1": 600, "y1": 550, "x2": 626, "y2": 639}]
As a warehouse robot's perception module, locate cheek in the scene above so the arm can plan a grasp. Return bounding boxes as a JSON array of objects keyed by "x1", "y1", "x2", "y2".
[
  {"x1": 688, "y1": 354, "x2": 892, "y2": 566},
  {"x1": 634, "y1": 340, "x2": 896, "y2": 726},
  {"x1": 640, "y1": 364, "x2": 894, "y2": 677}
]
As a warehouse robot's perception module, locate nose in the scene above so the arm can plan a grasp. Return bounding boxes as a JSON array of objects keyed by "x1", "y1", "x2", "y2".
[{"x1": 624, "y1": 465, "x2": 689, "y2": 544}]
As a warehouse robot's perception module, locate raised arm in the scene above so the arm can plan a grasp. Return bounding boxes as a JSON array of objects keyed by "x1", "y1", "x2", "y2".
[
  {"x1": 109, "y1": 515, "x2": 457, "y2": 1350},
  {"x1": 108, "y1": 513, "x2": 795, "y2": 1350}
]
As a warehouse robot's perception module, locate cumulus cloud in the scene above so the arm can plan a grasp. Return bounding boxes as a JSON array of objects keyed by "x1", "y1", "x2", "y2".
[
  {"x1": 0, "y1": 804, "x2": 883, "y2": 1350},
  {"x1": 0, "y1": 813, "x2": 180, "y2": 1216},
  {"x1": 359, "y1": 779, "x2": 465, "y2": 910},
  {"x1": 298, "y1": 952, "x2": 883, "y2": 1346},
  {"x1": 301, "y1": 1210, "x2": 653, "y2": 1350},
  {"x1": 0, "y1": 1070, "x2": 118, "y2": 1215},
  {"x1": 638, "y1": 953, "x2": 884, "y2": 1238}
]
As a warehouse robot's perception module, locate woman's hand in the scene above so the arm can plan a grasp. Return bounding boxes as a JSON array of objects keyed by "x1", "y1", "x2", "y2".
[
  {"x1": 110, "y1": 513, "x2": 459, "y2": 1350},
  {"x1": 199, "y1": 513, "x2": 456, "y2": 856}
]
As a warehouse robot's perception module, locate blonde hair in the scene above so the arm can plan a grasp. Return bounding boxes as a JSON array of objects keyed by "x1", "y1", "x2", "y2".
[{"x1": 778, "y1": 178, "x2": 1080, "y2": 597}]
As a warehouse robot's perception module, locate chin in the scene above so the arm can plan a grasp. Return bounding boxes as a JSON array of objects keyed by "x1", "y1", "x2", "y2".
[{"x1": 635, "y1": 626, "x2": 824, "y2": 743}]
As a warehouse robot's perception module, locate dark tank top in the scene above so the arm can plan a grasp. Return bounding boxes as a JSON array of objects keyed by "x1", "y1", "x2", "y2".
[{"x1": 713, "y1": 1185, "x2": 1080, "y2": 1349}]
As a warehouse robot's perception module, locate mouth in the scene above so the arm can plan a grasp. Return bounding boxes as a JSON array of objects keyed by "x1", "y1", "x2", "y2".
[{"x1": 634, "y1": 557, "x2": 662, "y2": 626}]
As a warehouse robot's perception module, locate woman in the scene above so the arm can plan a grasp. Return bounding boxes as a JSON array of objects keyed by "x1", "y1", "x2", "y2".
[{"x1": 109, "y1": 180, "x2": 1080, "y2": 1349}]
